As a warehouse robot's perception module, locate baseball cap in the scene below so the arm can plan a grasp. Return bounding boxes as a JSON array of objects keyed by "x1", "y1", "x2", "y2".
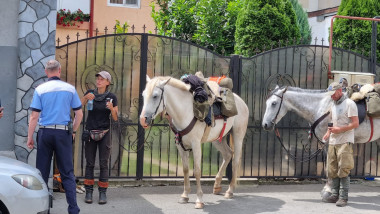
[
  {"x1": 327, "y1": 82, "x2": 342, "y2": 95},
  {"x1": 95, "y1": 71, "x2": 112, "y2": 83}
]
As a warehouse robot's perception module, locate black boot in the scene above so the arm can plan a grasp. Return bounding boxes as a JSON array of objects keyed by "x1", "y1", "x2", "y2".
[
  {"x1": 98, "y1": 187, "x2": 107, "y2": 204},
  {"x1": 84, "y1": 185, "x2": 93, "y2": 204}
]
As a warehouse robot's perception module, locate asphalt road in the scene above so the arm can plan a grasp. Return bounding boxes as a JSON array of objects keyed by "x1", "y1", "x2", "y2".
[{"x1": 50, "y1": 179, "x2": 380, "y2": 214}]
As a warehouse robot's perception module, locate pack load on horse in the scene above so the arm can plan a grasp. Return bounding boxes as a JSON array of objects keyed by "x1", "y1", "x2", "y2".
[
  {"x1": 139, "y1": 73, "x2": 249, "y2": 209},
  {"x1": 261, "y1": 83, "x2": 380, "y2": 201}
]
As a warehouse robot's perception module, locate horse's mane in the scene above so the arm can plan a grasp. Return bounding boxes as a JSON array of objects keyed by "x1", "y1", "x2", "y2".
[
  {"x1": 269, "y1": 86, "x2": 327, "y2": 96},
  {"x1": 145, "y1": 76, "x2": 190, "y2": 97}
]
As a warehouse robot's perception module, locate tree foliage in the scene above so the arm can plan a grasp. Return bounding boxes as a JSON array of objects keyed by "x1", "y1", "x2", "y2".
[
  {"x1": 151, "y1": 0, "x2": 242, "y2": 55},
  {"x1": 289, "y1": 0, "x2": 311, "y2": 44},
  {"x1": 234, "y1": 0, "x2": 301, "y2": 56},
  {"x1": 333, "y1": 0, "x2": 380, "y2": 62}
]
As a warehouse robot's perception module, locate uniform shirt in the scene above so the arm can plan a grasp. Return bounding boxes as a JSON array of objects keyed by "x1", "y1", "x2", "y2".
[
  {"x1": 30, "y1": 76, "x2": 82, "y2": 126},
  {"x1": 84, "y1": 90, "x2": 118, "y2": 131},
  {"x1": 329, "y1": 98, "x2": 358, "y2": 145}
]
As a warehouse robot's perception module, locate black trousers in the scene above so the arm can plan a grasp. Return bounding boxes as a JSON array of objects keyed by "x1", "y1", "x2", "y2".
[
  {"x1": 37, "y1": 129, "x2": 80, "y2": 214},
  {"x1": 85, "y1": 131, "x2": 112, "y2": 182}
]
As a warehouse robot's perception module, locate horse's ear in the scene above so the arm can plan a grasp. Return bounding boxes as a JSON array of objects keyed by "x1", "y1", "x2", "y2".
[
  {"x1": 274, "y1": 85, "x2": 279, "y2": 90},
  {"x1": 146, "y1": 75, "x2": 151, "y2": 82},
  {"x1": 158, "y1": 78, "x2": 170, "y2": 87}
]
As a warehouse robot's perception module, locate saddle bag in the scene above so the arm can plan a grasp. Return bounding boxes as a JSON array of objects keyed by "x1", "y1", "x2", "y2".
[
  {"x1": 193, "y1": 100, "x2": 209, "y2": 121},
  {"x1": 90, "y1": 129, "x2": 109, "y2": 141},
  {"x1": 219, "y1": 88, "x2": 238, "y2": 117},
  {"x1": 365, "y1": 92, "x2": 380, "y2": 117}
]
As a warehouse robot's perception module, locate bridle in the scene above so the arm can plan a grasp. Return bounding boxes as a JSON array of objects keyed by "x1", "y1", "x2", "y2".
[
  {"x1": 269, "y1": 86, "x2": 327, "y2": 162},
  {"x1": 270, "y1": 86, "x2": 288, "y2": 125},
  {"x1": 145, "y1": 79, "x2": 171, "y2": 125}
]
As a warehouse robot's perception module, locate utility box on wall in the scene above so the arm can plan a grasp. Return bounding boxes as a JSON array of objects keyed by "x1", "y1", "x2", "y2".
[{"x1": 331, "y1": 71, "x2": 375, "y2": 85}]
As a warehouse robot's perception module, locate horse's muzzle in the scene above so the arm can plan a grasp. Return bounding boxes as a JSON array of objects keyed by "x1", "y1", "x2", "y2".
[
  {"x1": 262, "y1": 122, "x2": 274, "y2": 131},
  {"x1": 140, "y1": 117, "x2": 151, "y2": 129}
]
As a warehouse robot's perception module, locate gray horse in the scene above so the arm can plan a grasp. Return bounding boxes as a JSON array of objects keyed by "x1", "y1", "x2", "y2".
[{"x1": 262, "y1": 86, "x2": 379, "y2": 199}]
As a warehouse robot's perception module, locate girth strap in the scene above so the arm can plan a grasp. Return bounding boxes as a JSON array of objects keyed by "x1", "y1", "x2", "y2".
[{"x1": 367, "y1": 117, "x2": 374, "y2": 143}]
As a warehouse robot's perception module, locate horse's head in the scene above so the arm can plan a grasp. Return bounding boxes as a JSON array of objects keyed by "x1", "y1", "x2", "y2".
[
  {"x1": 262, "y1": 86, "x2": 289, "y2": 131},
  {"x1": 139, "y1": 75, "x2": 171, "y2": 128}
]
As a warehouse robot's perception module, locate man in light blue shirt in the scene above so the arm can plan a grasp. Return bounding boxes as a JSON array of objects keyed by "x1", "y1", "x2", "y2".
[{"x1": 27, "y1": 59, "x2": 83, "y2": 214}]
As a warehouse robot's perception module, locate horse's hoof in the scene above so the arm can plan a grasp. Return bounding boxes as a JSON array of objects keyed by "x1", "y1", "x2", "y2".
[
  {"x1": 213, "y1": 186, "x2": 222, "y2": 195},
  {"x1": 195, "y1": 202, "x2": 204, "y2": 209},
  {"x1": 321, "y1": 191, "x2": 332, "y2": 199},
  {"x1": 178, "y1": 197, "x2": 189, "y2": 204},
  {"x1": 224, "y1": 192, "x2": 233, "y2": 199}
]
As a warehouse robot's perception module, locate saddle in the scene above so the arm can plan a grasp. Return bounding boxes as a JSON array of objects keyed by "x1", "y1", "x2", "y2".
[
  {"x1": 183, "y1": 72, "x2": 238, "y2": 124},
  {"x1": 348, "y1": 83, "x2": 380, "y2": 119}
]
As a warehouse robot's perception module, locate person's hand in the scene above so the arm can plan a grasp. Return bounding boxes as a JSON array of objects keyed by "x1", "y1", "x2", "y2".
[
  {"x1": 106, "y1": 100, "x2": 114, "y2": 110},
  {"x1": 72, "y1": 133, "x2": 76, "y2": 141},
  {"x1": 27, "y1": 137, "x2": 34, "y2": 149},
  {"x1": 85, "y1": 93, "x2": 95, "y2": 101},
  {"x1": 328, "y1": 126, "x2": 342, "y2": 134},
  {"x1": 0, "y1": 107, "x2": 3, "y2": 119}
]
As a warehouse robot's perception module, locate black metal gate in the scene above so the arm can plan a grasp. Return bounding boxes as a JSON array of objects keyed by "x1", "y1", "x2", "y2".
[{"x1": 56, "y1": 33, "x2": 380, "y2": 179}]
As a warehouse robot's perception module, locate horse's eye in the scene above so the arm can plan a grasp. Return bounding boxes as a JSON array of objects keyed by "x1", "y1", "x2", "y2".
[
  {"x1": 153, "y1": 95, "x2": 158, "y2": 99},
  {"x1": 271, "y1": 102, "x2": 277, "y2": 106}
]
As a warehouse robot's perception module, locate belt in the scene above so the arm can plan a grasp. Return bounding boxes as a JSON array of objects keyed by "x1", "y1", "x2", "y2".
[{"x1": 39, "y1": 125, "x2": 69, "y2": 130}]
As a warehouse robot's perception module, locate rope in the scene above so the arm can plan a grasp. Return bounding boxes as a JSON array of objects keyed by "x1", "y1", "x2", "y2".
[{"x1": 274, "y1": 128, "x2": 327, "y2": 163}]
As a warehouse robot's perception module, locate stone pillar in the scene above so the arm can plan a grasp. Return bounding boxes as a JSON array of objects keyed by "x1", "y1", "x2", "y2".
[
  {"x1": 0, "y1": 0, "x2": 20, "y2": 158},
  {"x1": 15, "y1": 0, "x2": 57, "y2": 164}
]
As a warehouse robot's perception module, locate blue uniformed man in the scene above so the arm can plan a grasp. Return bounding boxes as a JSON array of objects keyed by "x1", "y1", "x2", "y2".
[{"x1": 27, "y1": 59, "x2": 83, "y2": 214}]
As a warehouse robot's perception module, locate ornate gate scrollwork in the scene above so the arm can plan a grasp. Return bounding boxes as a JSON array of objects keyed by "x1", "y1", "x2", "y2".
[
  {"x1": 80, "y1": 64, "x2": 119, "y2": 94},
  {"x1": 264, "y1": 73, "x2": 296, "y2": 98}
]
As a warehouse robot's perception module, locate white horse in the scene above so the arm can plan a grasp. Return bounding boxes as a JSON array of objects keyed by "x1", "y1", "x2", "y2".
[
  {"x1": 139, "y1": 76, "x2": 249, "y2": 209},
  {"x1": 261, "y1": 86, "x2": 380, "y2": 199}
]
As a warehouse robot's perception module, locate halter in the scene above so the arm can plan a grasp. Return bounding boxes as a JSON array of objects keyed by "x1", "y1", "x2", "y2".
[
  {"x1": 270, "y1": 87, "x2": 327, "y2": 162},
  {"x1": 147, "y1": 79, "x2": 171, "y2": 124},
  {"x1": 270, "y1": 86, "x2": 288, "y2": 125}
]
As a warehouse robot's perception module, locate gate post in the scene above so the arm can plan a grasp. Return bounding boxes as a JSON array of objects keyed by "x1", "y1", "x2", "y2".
[
  {"x1": 230, "y1": 54, "x2": 242, "y2": 95},
  {"x1": 136, "y1": 34, "x2": 148, "y2": 180},
  {"x1": 226, "y1": 54, "x2": 242, "y2": 182},
  {"x1": 371, "y1": 17, "x2": 379, "y2": 78}
]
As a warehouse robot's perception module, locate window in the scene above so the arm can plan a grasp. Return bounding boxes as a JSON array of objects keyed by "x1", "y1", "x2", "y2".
[{"x1": 109, "y1": 0, "x2": 140, "y2": 8}]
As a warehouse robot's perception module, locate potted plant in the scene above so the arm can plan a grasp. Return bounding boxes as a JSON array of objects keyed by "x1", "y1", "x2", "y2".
[{"x1": 57, "y1": 9, "x2": 90, "y2": 27}]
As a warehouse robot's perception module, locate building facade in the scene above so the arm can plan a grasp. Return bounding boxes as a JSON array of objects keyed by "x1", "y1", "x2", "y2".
[{"x1": 299, "y1": 0, "x2": 342, "y2": 45}]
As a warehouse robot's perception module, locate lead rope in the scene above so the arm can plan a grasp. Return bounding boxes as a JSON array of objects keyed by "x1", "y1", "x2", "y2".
[{"x1": 274, "y1": 128, "x2": 327, "y2": 162}]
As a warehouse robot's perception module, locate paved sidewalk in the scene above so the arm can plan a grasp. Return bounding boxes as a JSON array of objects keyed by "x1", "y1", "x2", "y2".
[{"x1": 50, "y1": 179, "x2": 380, "y2": 214}]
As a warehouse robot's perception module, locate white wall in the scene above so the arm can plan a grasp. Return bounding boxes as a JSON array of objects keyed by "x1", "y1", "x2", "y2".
[
  {"x1": 57, "y1": 0, "x2": 90, "y2": 13},
  {"x1": 308, "y1": 16, "x2": 334, "y2": 45}
]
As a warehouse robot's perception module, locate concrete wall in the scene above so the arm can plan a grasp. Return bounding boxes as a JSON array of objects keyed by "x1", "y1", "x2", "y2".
[
  {"x1": 298, "y1": 0, "x2": 341, "y2": 12},
  {"x1": 0, "y1": 0, "x2": 20, "y2": 156}
]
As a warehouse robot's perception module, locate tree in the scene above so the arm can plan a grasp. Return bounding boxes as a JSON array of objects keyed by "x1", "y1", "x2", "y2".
[
  {"x1": 332, "y1": 0, "x2": 380, "y2": 62},
  {"x1": 151, "y1": 0, "x2": 242, "y2": 55},
  {"x1": 234, "y1": 0, "x2": 301, "y2": 57},
  {"x1": 151, "y1": 0, "x2": 197, "y2": 41},
  {"x1": 289, "y1": 0, "x2": 312, "y2": 44}
]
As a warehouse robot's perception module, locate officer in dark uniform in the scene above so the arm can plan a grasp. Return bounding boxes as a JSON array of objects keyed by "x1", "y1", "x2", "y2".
[{"x1": 27, "y1": 59, "x2": 83, "y2": 214}]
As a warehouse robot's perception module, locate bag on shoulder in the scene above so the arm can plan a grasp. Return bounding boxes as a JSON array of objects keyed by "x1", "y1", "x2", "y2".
[
  {"x1": 365, "y1": 92, "x2": 380, "y2": 117},
  {"x1": 90, "y1": 129, "x2": 109, "y2": 141},
  {"x1": 82, "y1": 130, "x2": 90, "y2": 142},
  {"x1": 219, "y1": 88, "x2": 238, "y2": 117}
]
